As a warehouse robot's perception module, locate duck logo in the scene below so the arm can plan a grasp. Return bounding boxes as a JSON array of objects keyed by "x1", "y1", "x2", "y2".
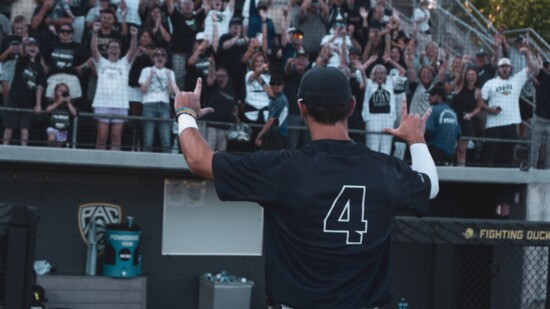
[
  {"x1": 463, "y1": 227, "x2": 476, "y2": 240},
  {"x1": 78, "y1": 203, "x2": 122, "y2": 254}
]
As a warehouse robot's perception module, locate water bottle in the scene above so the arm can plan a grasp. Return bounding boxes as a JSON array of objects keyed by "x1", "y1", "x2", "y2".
[
  {"x1": 397, "y1": 297, "x2": 409, "y2": 309},
  {"x1": 85, "y1": 220, "x2": 97, "y2": 275}
]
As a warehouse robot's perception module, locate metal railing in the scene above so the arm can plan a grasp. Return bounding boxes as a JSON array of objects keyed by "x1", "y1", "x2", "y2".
[{"x1": 1, "y1": 106, "x2": 546, "y2": 168}]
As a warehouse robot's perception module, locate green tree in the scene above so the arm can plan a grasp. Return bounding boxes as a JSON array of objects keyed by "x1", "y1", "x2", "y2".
[{"x1": 469, "y1": 0, "x2": 550, "y2": 41}]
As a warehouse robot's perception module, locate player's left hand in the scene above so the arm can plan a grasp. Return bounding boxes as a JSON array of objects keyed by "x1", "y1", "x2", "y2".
[
  {"x1": 172, "y1": 78, "x2": 214, "y2": 118},
  {"x1": 382, "y1": 98, "x2": 431, "y2": 145}
]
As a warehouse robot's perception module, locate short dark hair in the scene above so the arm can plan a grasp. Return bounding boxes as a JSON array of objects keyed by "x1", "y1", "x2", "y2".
[
  {"x1": 100, "y1": 8, "x2": 117, "y2": 23},
  {"x1": 302, "y1": 102, "x2": 351, "y2": 125},
  {"x1": 13, "y1": 15, "x2": 26, "y2": 25}
]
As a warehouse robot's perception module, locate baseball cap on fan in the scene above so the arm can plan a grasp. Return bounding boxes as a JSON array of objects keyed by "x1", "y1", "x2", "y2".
[
  {"x1": 297, "y1": 67, "x2": 352, "y2": 106},
  {"x1": 498, "y1": 57, "x2": 512, "y2": 67}
]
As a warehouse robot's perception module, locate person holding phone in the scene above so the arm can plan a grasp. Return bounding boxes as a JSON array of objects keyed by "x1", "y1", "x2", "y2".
[
  {"x1": 45, "y1": 83, "x2": 77, "y2": 147},
  {"x1": 3, "y1": 37, "x2": 45, "y2": 146}
]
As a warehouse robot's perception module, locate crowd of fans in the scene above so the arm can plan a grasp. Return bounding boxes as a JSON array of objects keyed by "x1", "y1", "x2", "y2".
[{"x1": 0, "y1": 0, "x2": 549, "y2": 168}]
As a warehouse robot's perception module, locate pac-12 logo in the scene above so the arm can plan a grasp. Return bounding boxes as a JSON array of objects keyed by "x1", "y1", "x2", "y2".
[{"x1": 78, "y1": 203, "x2": 122, "y2": 254}]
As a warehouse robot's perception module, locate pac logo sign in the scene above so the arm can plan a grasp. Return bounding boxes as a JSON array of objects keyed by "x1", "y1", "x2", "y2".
[{"x1": 78, "y1": 203, "x2": 122, "y2": 254}]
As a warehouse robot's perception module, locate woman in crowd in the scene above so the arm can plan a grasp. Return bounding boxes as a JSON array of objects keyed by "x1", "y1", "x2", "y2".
[
  {"x1": 451, "y1": 65, "x2": 483, "y2": 166},
  {"x1": 45, "y1": 83, "x2": 77, "y2": 147},
  {"x1": 90, "y1": 22, "x2": 138, "y2": 150},
  {"x1": 138, "y1": 47, "x2": 176, "y2": 153},
  {"x1": 361, "y1": 55, "x2": 406, "y2": 155},
  {"x1": 142, "y1": 5, "x2": 171, "y2": 49},
  {"x1": 406, "y1": 47, "x2": 448, "y2": 116},
  {"x1": 243, "y1": 51, "x2": 273, "y2": 150}
]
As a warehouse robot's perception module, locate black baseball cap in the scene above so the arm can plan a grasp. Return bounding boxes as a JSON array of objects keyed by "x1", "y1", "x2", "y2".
[
  {"x1": 297, "y1": 67, "x2": 352, "y2": 106},
  {"x1": 515, "y1": 35, "x2": 525, "y2": 44},
  {"x1": 475, "y1": 49, "x2": 486, "y2": 57},
  {"x1": 270, "y1": 74, "x2": 284, "y2": 85},
  {"x1": 428, "y1": 84, "x2": 446, "y2": 97},
  {"x1": 24, "y1": 37, "x2": 39, "y2": 46}
]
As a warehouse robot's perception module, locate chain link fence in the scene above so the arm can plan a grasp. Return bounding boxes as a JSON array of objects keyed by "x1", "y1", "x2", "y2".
[{"x1": 386, "y1": 217, "x2": 550, "y2": 309}]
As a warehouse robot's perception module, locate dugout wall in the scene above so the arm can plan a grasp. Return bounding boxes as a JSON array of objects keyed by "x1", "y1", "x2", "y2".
[{"x1": 1, "y1": 146, "x2": 550, "y2": 308}]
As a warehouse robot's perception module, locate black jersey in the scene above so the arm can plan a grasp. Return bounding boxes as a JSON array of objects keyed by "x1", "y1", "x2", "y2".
[{"x1": 212, "y1": 139, "x2": 431, "y2": 309}]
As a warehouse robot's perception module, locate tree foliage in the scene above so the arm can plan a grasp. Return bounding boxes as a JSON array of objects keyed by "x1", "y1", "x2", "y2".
[{"x1": 469, "y1": 0, "x2": 550, "y2": 40}]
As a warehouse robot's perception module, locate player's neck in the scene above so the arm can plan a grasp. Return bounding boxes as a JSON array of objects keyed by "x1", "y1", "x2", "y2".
[{"x1": 308, "y1": 121, "x2": 351, "y2": 141}]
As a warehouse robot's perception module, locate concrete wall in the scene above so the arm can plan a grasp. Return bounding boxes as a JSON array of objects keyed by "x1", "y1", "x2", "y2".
[{"x1": 1, "y1": 145, "x2": 550, "y2": 308}]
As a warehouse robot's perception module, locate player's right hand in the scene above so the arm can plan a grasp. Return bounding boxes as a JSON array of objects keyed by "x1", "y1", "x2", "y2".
[{"x1": 172, "y1": 78, "x2": 214, "y2": 119}]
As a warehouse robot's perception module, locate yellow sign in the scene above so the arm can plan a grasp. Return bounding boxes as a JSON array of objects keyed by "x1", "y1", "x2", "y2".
[{"x1": 463, "y1": 227, "x2": 550, "y2": 241}]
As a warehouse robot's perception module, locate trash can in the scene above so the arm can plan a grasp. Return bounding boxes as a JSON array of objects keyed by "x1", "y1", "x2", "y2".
[
  {"x1": 103, "y1": 218, "x2": 141, "y2": 278},
  {"x1": 198, "y1": 276, "x2": 254, "y2": 309}
]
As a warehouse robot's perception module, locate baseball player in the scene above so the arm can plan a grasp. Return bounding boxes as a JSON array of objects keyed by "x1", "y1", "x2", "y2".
[{"x1": 173, "y1": 67, "x2": 439, "y2": 309}]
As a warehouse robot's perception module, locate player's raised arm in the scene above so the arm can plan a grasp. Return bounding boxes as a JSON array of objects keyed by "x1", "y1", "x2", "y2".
[
  {"x1": 173, "y1": 78, "x2": 215, "y2": 180},
  {"x1": 383, "y1": 98, "x2": 439, "y2": 199}
]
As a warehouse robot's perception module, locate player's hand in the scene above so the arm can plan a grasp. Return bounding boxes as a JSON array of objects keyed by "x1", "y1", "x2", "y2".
[
  {"x1": 172, "y1": 78, "x2": 214, "y2": 118},
  {"x1": 382, "y1": 98, "x2": 431, "y2": 145}
]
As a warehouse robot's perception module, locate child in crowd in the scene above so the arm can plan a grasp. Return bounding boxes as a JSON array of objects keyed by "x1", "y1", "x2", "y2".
[{"x1": 45, "y1": 83, "x2": 78, "y2": 147}]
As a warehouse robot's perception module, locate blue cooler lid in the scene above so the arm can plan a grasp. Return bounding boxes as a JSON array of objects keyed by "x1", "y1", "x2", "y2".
[{"x1": 105, "y1": 223, "x2": 141, "y2": 231}]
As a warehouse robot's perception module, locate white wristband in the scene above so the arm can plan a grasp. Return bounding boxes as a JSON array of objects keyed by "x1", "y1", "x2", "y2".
[
  {"x1": 178, "y1": 114, "x2": 198, "y2": 135},
  {"x1": 410, "y1": 143, "x2": 439, "y2": 199}
]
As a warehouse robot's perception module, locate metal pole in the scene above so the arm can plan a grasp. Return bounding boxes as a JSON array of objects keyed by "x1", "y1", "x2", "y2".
[{"x1": 71, "y1": 112, "x2": 79, "y2": 148}]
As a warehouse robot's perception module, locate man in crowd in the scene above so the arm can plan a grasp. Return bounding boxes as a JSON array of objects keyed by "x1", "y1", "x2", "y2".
[
  {"x1": 255, "y1": 74, "x2": 288, "y2": 150},
  {"x1": 481, "y1": 48, "x2": 538, "y2": 167},
  {"x1": 283, "y1": 47, "x2": 311, "y2": 149},
  {"x1": 425, "y1": 83, "x2": 461, "y2": 165}
]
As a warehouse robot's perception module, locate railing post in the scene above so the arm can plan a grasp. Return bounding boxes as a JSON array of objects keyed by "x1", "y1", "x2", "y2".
[{"x1": 72, "y1": 113, "x2": 79, "y2": 149}]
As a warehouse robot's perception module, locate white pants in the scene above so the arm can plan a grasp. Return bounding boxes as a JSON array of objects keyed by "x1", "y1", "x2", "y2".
[{"x1": 365, "y1": 116, "x2": 395, "y2": 155}]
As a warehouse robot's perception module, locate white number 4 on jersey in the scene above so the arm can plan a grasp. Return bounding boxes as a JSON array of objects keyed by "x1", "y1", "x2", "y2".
[{"x1": 323, "y1": 186, "x2": 368, "y2": 245}]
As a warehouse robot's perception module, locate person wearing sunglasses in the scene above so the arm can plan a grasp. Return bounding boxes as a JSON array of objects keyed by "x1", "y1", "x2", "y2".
[
  {"x1": 43, "y1": 23, "x2": 91, "y2": 76},
  {"x1": 138, "y1": 47, "x2": 176, "y2": 153},
  {"x1": 280, "y1": 27, "x2": 307, "y2": 71}
]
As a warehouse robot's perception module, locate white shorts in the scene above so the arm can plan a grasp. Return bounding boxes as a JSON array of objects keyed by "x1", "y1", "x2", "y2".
[
  {"x1": 47, "y1": 127, "x2": 68, "y2": 142},
  {"x1": 94, "y1": 107, "x2": 129, "y2": 124}
]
